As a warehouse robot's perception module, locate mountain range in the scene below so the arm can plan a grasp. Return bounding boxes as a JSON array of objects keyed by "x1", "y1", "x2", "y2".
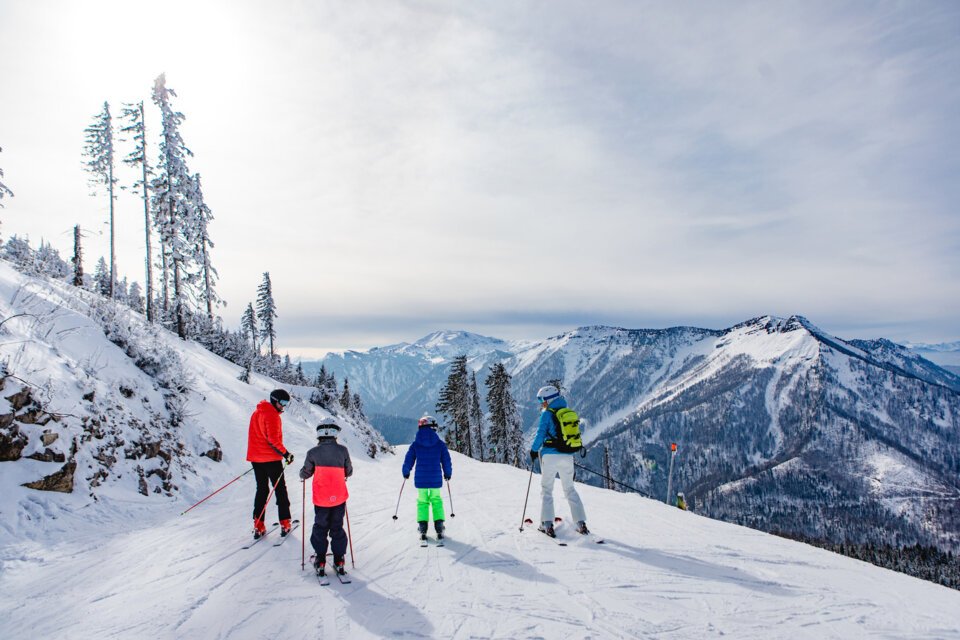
[{"x1": 309, "y1": 318, "x2": 960, "y2": 555}]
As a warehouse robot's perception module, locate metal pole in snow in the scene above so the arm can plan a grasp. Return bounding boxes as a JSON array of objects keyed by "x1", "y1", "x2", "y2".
[{"x1": 666, "y1": 443, "x2": 677, "y2": 505}]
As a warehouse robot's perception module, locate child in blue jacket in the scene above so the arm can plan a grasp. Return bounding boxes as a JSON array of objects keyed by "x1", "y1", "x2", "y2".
[{"x1": 402, "y1": 415, "x2": 453, "y2": 540}]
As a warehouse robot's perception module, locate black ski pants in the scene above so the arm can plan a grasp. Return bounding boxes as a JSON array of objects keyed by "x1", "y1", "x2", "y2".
[
  {"x1": 311, "y1": 502, "x2": 347, "y2": 561},
  {"x1": 252, "y1": 460, "x2": 291, "y2": 522}
]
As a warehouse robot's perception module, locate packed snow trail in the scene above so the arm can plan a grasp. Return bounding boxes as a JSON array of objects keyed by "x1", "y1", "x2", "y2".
[{"x1": 3, "y1": 446, "x2": 960, "y2": 639}]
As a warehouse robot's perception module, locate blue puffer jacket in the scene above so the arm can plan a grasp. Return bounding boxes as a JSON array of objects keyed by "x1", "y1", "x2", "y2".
[
  {"x1": 530, "y1": 396, "x2": 573, "y2": 455},
  {"x1": 403, "y1": 427, "x2": 453, "y2": 489}
]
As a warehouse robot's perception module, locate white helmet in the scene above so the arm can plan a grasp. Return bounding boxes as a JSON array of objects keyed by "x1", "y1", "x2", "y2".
[
  {"x1": 418, "y1": 415, "x2": 438, "y2": 429},
  {"x1": 316, "y1": 417, "x2": 341, "y2": 438},
  {"x1": 537, "y1": 385, "x2": 561, "y2": 403}
]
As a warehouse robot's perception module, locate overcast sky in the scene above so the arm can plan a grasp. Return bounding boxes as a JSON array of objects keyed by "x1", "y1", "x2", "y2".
[{"x1": 1, "y1": 1, "x2": 958, "y2": 357}]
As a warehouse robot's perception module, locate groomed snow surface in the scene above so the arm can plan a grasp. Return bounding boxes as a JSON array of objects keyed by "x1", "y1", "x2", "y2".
[{"x1": 2, "y1": 447, "x2": 959, "y2": 640}]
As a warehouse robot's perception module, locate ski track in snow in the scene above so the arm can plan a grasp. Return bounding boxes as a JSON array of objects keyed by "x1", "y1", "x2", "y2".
[{"x1": 4, "y1": 448, "x2": 960, "y2": 639}]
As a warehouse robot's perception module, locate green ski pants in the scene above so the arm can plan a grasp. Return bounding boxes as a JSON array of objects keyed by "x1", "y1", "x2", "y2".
[{"x1": 416, "y1": 488, "x2": 445, "y2": 522}]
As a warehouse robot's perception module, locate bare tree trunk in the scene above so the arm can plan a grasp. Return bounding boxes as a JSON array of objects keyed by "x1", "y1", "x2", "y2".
[
  {"x1": 140, "y1": 103, "x2": 155, "y2": 323},
  {"x1": 108, "y1": 159, "x2": 116, "y2": 299},
  {"x1": 72, "y1": 225, "x2": 83, "y2": 286}
]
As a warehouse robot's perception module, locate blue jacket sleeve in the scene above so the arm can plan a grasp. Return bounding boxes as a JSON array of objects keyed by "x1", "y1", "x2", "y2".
[
  {"x1": 402, "y1": 444, "x2": 416, "y2": 476},
  {"x1": 440, "y1": 443, "x2": 452, "y2": 479},
  {"x1": 530, "y1": 411, "x2": 552, "y2": 451}
]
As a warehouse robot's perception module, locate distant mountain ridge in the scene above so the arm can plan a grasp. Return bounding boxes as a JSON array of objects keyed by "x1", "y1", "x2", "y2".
[{"x1": 306, "y1": 316, "x2": 960, "y2": 554}]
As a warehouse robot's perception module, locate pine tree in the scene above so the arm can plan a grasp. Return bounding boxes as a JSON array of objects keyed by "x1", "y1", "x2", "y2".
[
  {"x1": 72, "y1": 225, "x2": 84, "y2": 286},
  {"x1": 256, "y1": 272, "x2": 278, "y2": 360},
  {"x1": 0, "y1": 146, "x2": 13, "y2": 208},
  {"x1": 128, "y1": 281, "x2": 145, "y2": 313},
  {"x1": 340, "y1": 377, "x2": 353, "y2": 412},
  {"x1": 485, "y1": 362, "x2": 525, "y2": 467},
  {"x1": 83, "y1": 102, "x2": 117, "y2": 298},
  {"x1": 470, "y1": 371, "x2": 486, "y2": 462},
  {"x1": 120, "y1": 102, "x2": 155, "y2": 322},
  {"x1": 187, "y1": 173, "x2": 220, "y2": 319},
  {"x1": 93, "y1": 257, "x2": 111, "y2": 295},
  {"x1": 352, "y1": 392, "x2": 367, "y2": 421},
  {"x1": 436, "y1": 355, "x2": 472, "y2": 455},
  {"x1": 240, "y1": 302, "x2": 258, "y2": 353},
  {"x1": 151, "y1": 74, "x2": 193, "y2": 338}
]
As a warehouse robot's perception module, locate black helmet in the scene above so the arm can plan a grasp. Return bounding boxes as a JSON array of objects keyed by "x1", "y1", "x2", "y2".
[{"x1": 270, "y1": 389, "x2": 291, "y2": 406}]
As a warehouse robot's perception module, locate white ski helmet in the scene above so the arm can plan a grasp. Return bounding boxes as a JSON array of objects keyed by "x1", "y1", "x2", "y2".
[
  {"x1": 536, "y1": 385, "x2": 561, "y2": 403},
  {"x1": 316, "y1": 417, "x2": 341, "y2": 438}
]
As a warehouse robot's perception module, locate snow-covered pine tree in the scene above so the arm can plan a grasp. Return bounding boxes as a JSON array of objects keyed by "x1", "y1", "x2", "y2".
[
  {"x1": 255, "y1": 272, "x2": 277, "y2": 360},
  {"x1": 151, "y1": 74, "x2": 193, "y2": 338},
  {"x1": 436, "y1": 355, "x2": 472, "y2": 456},
  {"x1": 240, "y1": 302, "x2": 258, "y2": 353},
  {"x1": 72, "y1": 225, "x2": 84, "y2": 286},
  {"x1": 83, "y1": 102, "x2": 117, "y2": 298},
  {"x1": 470, "y1": 371, "x2": 486, "y2": 462},
  {"x1": 340, "y1": 377, "x2": 353, "y2": 413},
  {"x1": 485, "y1": 362, "x2": 525, "y2": 467},
  {"x1": 186, "y1": 173, "x2": 220, "y2": 319},
  {"x1": 36, "y1": 241, "x2": 70, "y2": 279},
  {"x1": 0, "y1": 146, "x2": 13, "y2": 208},
  {"x1": 128, "y1": 281, "x2": 145, "y2": 314},
  {"x1": 93, "y1": 257, "x2": 111, "y2": 296},
  {"x1": 120, "y1": 101, "x2": 155, "y2": 322},
  {"x1": 294, "y1": 361, "x2": 306, "y2": 385},
  {"x1": 352, "y1": 392, "x2": 367, "y2": 422}
]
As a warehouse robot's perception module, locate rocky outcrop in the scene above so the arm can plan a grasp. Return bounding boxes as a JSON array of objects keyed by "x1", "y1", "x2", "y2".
[{"x1": 22, "y1": 461, "x2": 76, "y2": 493}]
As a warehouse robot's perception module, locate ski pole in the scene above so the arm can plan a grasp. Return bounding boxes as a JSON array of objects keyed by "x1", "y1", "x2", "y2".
[
  {"x1": 345, "y1": 503, "x2": 355, "y2": 568},
  {"x1": 180, "y1": 466, "x2": 254, "y2": 516},
  {"x1": 391, "y1": 478, "x2": 406, "y2": 521},
  {"x1": 447, "y1": 480, "x2": 455, "y2": 518},
  {"x1": 301, "y1": 479, "x2": 306, "y2": 571},
  {"x1": 254, "y1": 460, "x2": 291, "y2": 525},
  {"x1": 519, "y1": 453, "x2": 538, "y2": 531}
]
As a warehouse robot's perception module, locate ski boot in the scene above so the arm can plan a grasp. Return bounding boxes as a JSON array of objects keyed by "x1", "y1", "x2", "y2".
[
  {"x1": 434, "y1": 519, "x2": 445, "y2": 540},
  {"x1": 313, "y1": 555, "x2": 326, "y2": 577},
  {"x1": 418, "y1": 520, "x2": 428, "y2": 542},
  {"x1": 334, "y1": 555, "x2": 346, "y2": 575},
  {"x1": 538, "y1": 522, "x2": 556, "y2": 538},
  {"x1": 576, "y1": 521, "x2": 590, "y2": 535},
  {"x1": 253, "y1": 518, "x2": 267, "y2": 540},
  {"x1": 280, "y1": 518, "x2": 292, "y2": 537}
]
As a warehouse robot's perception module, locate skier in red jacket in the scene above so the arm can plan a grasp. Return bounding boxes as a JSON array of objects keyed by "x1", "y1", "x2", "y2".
[{"x1": 246, "y1": 389, "x2": 294, "y2": 539}]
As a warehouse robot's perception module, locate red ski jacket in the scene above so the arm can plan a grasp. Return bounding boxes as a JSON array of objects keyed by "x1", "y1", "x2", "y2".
[
  {"x1": 246, "y1": 400, "x2": 288, "y2": 462},
  {"x1": 299, "y1": 439, "x2": 353, "y2": 507}
]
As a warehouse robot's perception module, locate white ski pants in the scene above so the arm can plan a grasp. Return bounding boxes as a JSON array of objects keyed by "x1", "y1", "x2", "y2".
[{"x1": 539, "y1": 453, "x2": 586, "y2": 525}]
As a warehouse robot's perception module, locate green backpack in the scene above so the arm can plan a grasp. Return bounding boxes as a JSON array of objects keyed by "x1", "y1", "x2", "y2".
[{"x1": 545, "y1": 407, "x2": 583, "y2": 453}]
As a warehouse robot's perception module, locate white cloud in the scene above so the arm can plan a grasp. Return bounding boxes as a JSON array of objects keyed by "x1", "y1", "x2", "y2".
[{"x1": 1, "y1": 0, "x2": 957, "y2": 352}]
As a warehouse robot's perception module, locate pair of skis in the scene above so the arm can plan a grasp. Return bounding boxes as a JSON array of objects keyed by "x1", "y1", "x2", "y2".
[
  {"x1": 241, "y1": 519, "x2": 300, "y2": 549},
  {"x1": 525, "y1": 517, "x2": 604, "y2": 545},
  {"x1": 309, "y1": 554, "x2": 351, "y2": 586},
  {"x1": 420, "y1": 534, "x2": 445, "y2": 548}
]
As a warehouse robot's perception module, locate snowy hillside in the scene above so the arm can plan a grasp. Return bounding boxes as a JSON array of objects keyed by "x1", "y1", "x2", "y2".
[
  {"x1": 2, "y1": 447, "x2": 960, "y2": 638},
  {"x1": 2, "y1": 262, "x2": 959, "y2": 638},
  {"x1": 0, "y1": 259, "x2": 385, "y2": 542}
]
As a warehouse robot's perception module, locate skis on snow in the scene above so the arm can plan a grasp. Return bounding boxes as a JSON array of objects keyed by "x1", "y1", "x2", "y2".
[
  {"x1": 273, "y1": 520, "x2": 300, "y2": 546},
  {"x1": 525, "y1": 517, "x2": 604, "y2": 545},
  {"x1": 242, "y1": 524, "x2": 280, "y2": 549},
  {"x1": 309, "y1": 554, "x2": 351, "y2": 586}
]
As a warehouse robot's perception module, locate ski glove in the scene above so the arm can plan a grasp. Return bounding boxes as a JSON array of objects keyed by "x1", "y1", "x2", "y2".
[
  {"x1": 403, "y1": 473, "x2": 410, "y2": 479},
  {"x1": 444, "y1": 475, "x2": 451, "y2": 481},
  {"x1": 530, "y1": 451, "x2": 539, "y2": 461},
  {"x1": 283, "y1": 452, "x2": 294, "y2": 464}
]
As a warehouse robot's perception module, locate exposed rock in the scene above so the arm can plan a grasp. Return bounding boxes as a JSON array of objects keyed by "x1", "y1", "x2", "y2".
[
  {"x1": 22, "y1": 461, "x2": 76, "y2": 493},
  {"x1": 82, "y1": 390, "x2": 95, "y2": 402},
  {"x1": 0, "y1": 424, "x2": 28, "y2": 461},
  {"x1": 5, "y1": 388, "x2": 33, "y2": 411},
  {"x1": 203, "y1": 442, "x2": 223, "y2": 462},
  {"x1": 41, "y1": 431, "x2": 58, "y2": 446},
  {"x1": 26, "y1": 448, "x2": 66, "y2": 463},
  {"x1": 119, "y1": 386, "x2": 134, "y2": 398}
]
